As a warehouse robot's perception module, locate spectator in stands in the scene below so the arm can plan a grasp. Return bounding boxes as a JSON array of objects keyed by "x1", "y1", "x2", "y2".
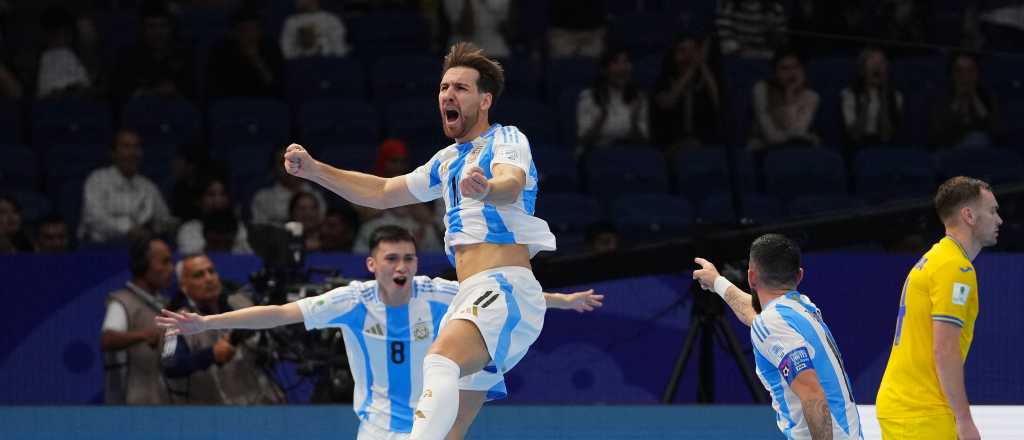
[
  {"x1": 279, "y1": 0, "x2": 350, "y2": 59},
  {"x1": 100, "y1": 236, "x2": 173, "y2": 404},
  {"x1": 0, "y1": 195, "x2": 32, "y2": 253},
  {"x1": 651, "y1": 34, "x2": 721, "y2": 150},
  {"x1": 373, "y1": 138, "x2": 411, "y2": 178},
  {"x1": 748, "y1": 49, "x2": 820, "y2": 151},
  {"x1": 207, "y1": 6, "x2": 283, "y2": 98},
  {"x1": 442, "y1": 0, "x2": 511, "y2": 58},
  {"x1": 288, "y1": 191, "x2": 323, "y2": 251},
  {"x1": 169, "y1": 144, "x2": 225, "y2": 221},
  {"x1": 79, "y1": 129, "x2": 176, "y2": 245},
  {"x1": 115, "y1": 2, "x2": 194, "y2": 100},
  {"x1": 841, "y1": 47, "x2": 903, "y2": 149},
  {"x1": 176, "y1": 176, "x2": 252, "y2": 254},
  {"x1": 36, "y1": 6, "x2": 95, "y2": 98},
  {"x1": 584, "y1": 221, "x2": 620, "y2": 255},
  {"x1": 716, "y1": 0, "x2": 788, "y2": 59},
  {"x1": 548, "y1": 0, "x2": 605, "y2": 59},
  {"x1": 929, "y1": 52, "x2": 1001, "y2": 149},
  {"x1": 251, "y1": 146, "x2": 326, "y2": 226},
  {"x1": 161, "y1": 253, "x2": 284, "y2": 404},
  {"x1": 33, "y1": 213, "x2": 71, "y2": 253},
  {"x1": 320, "y1": 205, "x2": 357, "y2": 252},
  {"x1": 576, "y1": 47, "x2": 649, "y2": 151}
]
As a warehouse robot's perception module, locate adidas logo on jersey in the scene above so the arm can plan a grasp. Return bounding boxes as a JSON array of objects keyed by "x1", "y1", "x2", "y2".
[{"x1": 365, "y1": 323, "x2": 384, "y2": 336}]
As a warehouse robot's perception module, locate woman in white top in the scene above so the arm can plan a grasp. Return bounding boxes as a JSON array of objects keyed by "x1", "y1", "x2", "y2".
[
  {"x1": 841, "y1": 47, "x2": 903, "y2": 148},
  {"x1": 176, "y1": 177, "x2": 251, "y2": 254},
  {"x1": 576, "y1": 47, "x2": 649, "y2": 150},
  {"x1": 748, "y1": 49, "x2": 820, "y2": 151}
]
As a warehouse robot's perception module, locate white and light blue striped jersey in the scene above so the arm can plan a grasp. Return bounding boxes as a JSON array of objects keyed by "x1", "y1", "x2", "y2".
[
  {"x1": 404, "y1": 124, "x2": 556, "y2": 265},
  {"x1": 295, "y1": 276, "x2": 459, "y2": 434},
  {"x1": 751, "y1": 291, "x2": 863, "y2": 440}
]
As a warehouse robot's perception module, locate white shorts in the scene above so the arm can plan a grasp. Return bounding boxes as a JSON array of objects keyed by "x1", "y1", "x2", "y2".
[
  {"x1": 357, "y1": 421, "x2": 409, "y2": 440},
  {"x1": 439, "y1": 266, "x2": 546, "y2": 401}
]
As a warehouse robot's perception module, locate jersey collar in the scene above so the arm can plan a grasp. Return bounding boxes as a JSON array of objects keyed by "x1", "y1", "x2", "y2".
[
  {"x1": 943, "y1": 235, "x2": 970, "y2": 260},
  {"x1": 456, "y1": 123, "x2": 502, "y2": 152}
]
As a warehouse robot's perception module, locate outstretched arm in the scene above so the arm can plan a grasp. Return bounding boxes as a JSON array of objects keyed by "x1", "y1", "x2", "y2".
[
  {"x1": 791, "y1": 369, "x2": 833, "y2": 440},
  {"x1": 155, "y1": 303, "x2": 304, "y2": 336},
  {"x1": 284, "y1": 143, "x2": 421, "y2": 209},
  {"x1": 692, "y1": 257, "x2": 757, "y2": 326},
  {"x1": 544, "y1": 289, "x2": 604, "y2": 313}
]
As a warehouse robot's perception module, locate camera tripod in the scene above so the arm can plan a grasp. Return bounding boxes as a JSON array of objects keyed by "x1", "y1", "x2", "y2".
[{"x1": 661, "y1": 280, "x2": 768, "y2": 404}]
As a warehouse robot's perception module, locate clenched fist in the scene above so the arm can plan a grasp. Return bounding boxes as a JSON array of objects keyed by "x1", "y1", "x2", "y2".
[
  {"x1": 459, "y1": 166, "x2": 491, "y2": 200},
  {"x1": 283, "y1": 143, "x2": 319, "y2": 180}
]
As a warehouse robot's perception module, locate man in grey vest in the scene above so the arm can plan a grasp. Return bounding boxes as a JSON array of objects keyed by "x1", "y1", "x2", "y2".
[
  {"x1": 100, "y1": 236, "x2": 173, "y2": 404},
  {"x1": 160, "y1": 253, "x2": 284, "y2": 404}
]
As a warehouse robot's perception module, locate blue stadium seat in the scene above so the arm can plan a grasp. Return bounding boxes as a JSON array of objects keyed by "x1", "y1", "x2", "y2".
[
  {"x1": 6, "y1": 189, "x2": 52, "y2": 223},
  {"x1": 298, "y1": 98, "x2": 380, "y2": 145},
  {"x1": 606, "y1": 13, "x2": 675, "y2": 58},
  {"x1": 140, "y1": 145, "x2": 176, "y2": 194},
  {"x1": 384, "y1": 98, "x2": 448, "y2": 152},
  {"x1": 223, "y1": 144, "x2": 275, "y2": 202},
  {"x1": 208, "y1": 98, "x2": 290, "y2": 152},
  {"x1": 634, "y1": 53, "x2": 662, "y2": 92},
  {"x1": 674, "y1": 148, "x2": 730, "y2": 203},
  {"x1": 933, "y1": 147, "x2": 1024, "y2": 185},
  {"x1": 530, "y1": 146, "x2": 578, "y2": 193},
  {"x1": 0, "y1": 145, "x2": 38, "y2": 191},
  {"x1": 547, "y1": 57, "x2": 598, "y2": 100},
  {"x1": 0, "y1": 99, "x2": 22, "y2": 144},
  {"x1": 587, "y1": 147, "x2": 669, "y2": 196},
  {"x1": 763, "y1": 147, "x2": 847, "y2": 201},
  {"x1": 285, "y1": 57, "x2": 366, "y2": 102},
  {"x1": 787, "y1": 194, "x2": 864, "y2": 218},
  {"x1": 32, "y1": 99, "x2": 113, "y2": 148},
  {"x1": 556, "y1": 87, "x2": 586, "y2": 146},
  {"x1": 535, "y1": 192, "x2": 602, "y2": 253},
  {"x1": 56, "y1": 179, "x2": 85, "y2": 231},
  {"x1": 853, "y1": 147, "x2": 934, "y2": 202},
  {"x1": 698, "y1": 192, "x2": 782, "y2": 225},
  {"x1": 347, "y1": 10, "x2": 430, "y2": 58},
  {"x1": 490, "y1": 97, "x2": 558, "y2": 144},
  {"x1": 370, "y1": 55, "x2": 441, "y2": 100},
  {"x1": 611, "y1": 193, "x2": 693, "y2": 241},
  {"x1": 121, "y1": 97, "x2": 201, "y2": 147},
  {"x1": 497, "y1": 57, "x2": 540, "y2": 98},
  {"x1": 315, "y1": 144, "x2": 378, "y2": 174}
]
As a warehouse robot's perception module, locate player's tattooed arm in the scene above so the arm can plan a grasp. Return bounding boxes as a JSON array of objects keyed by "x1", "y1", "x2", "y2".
[{"x1": 791, "y1": 369, "x2": 833, "y2": 440}]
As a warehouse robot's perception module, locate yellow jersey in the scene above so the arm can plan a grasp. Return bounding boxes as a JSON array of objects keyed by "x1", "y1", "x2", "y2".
[{"x1": 876, "y1": 236, "x2": 980, "y2": 418}]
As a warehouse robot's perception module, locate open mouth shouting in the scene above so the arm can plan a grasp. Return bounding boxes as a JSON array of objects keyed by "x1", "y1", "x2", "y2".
[
  {"x1": 442, "y1": 103, "x2": 462, "y2": 134},
  {"x1": 393, "y1": 276, "x2": 408, "y2": 287}
]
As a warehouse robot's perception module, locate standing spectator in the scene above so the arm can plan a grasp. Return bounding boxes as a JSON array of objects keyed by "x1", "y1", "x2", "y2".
[
  {"x1": 79, "y1": 129, "x2": 176, "y2": 245},
  {"x1": 547, "y1": 0, "x2": 605, "y2": 59},
  {"x1": 651, "y1": 35, "x2": 721, "y2": 150},
  {"x1": 716, "y1": 0, "x2": 788, "y2": 59},
  {"x1": 33, "y1": 213, "x2": 71, "y2": 253},
  {"x1": 176, "y1": 176, "x2": 252, "y2": 254},
  {"x1": 115, "y1": 2, "x2": 194, "y2": 100},
  {"x1": 576, "y1": 48, "x2": 649, "y2": 151},
  {"x1": 0, "y1": 195, "x2": 32, "y2": 253},
  {"x1": 35, "y1": 6, "x2": 93, "y2": 98},
  {"x1": 748, "y1": 49, "x2": 820, "y2": 151},
  {"x1": 443, "y1": 0, "x2": 510, "y2": 58},
  {"x1": 279, "y1": 0, "x2": 350, "y2": 59},
  {"x1": 841, "y1": 47, "x2": 903, "y2": 149},
  {"x1": 100, "y1": 236, "x2": 173, "y2": 404},
  {"x1": 207, "y1": 7, "x2": 283, "y2": 98},
  {"x1": 250, "y1": 146, "x2": 326, "y2": 226},
  {"x1": 929, "y1": 53, "x2": 1001, "y2": 149},
  {"x1": 289, "y1": 191, "x2": 323, "y2": 251}
]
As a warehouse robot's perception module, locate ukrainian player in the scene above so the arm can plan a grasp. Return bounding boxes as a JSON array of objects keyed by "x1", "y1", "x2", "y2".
[
  {"x1": 156, "y1": 225, "x2": 602, "y2": 440},
  {"x1": 876, "y1": 176, "x2": 1001, "y2": 440},
  {"x1": 280, "y1": 42, "x2": 559, "y2": 439},
  {"x1": 693, "y1": 234, "x2": 863, "y2": 440}
]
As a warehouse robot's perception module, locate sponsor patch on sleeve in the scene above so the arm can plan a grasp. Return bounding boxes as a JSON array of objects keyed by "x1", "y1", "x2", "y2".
[
  {"x1": 778, "y1": 347, "x2": 814, "y2": 385},
  {"x1": 952, "y1": 282, "x2": 970, "y2": 305}
]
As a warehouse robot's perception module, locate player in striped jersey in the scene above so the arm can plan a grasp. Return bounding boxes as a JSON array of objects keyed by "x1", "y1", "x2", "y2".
[
  {"x1": 693, "y1": 234, "x2": 863, "y2": 440},
  {"x1": 156, "y1": 225, "x2": 602, "y2": 439}
]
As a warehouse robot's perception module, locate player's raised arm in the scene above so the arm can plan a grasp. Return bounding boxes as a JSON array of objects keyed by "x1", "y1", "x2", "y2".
[
  {"x1": 155, "y1": 303, "x2": 304, "y2": 336},
  {"x1": 283, "y1": 143, "x2": 422, "y2": 210},
  {"x1": 692, "y1": 257, "x2": 757, "y2": 326}
]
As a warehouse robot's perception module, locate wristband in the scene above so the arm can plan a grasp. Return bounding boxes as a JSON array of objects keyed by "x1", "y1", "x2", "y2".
[{"x1": 713, "y1": 276, "x2": 734, "y2": 299}]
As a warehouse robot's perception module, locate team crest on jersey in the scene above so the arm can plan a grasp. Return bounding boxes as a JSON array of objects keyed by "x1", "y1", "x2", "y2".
[
  {"x1": 413, "y1": 320, "x2": 431, "y2": 341},
  {"x1": 466, "y1": 145, "x2": 484, "y2": 163}
]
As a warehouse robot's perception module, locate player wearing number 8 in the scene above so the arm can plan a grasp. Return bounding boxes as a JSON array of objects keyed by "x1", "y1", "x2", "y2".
[
  {"x1": 692, "y1": 234, "x2": 863, "y2": 439},
  {"x1": 876, "y1": 176, "x2": 1002, "y2": 440},
  {"x1": 154, "y1": 225, "x2": 603, "y2": 440}
]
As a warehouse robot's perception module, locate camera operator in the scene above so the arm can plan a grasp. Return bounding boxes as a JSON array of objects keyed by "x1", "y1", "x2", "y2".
[
  {"x1": 160, "y1": 253, "x2": 284, "y2": 404},
  {"x1": 157, "y1": 226, "x2": 602, "y2": 439}
]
